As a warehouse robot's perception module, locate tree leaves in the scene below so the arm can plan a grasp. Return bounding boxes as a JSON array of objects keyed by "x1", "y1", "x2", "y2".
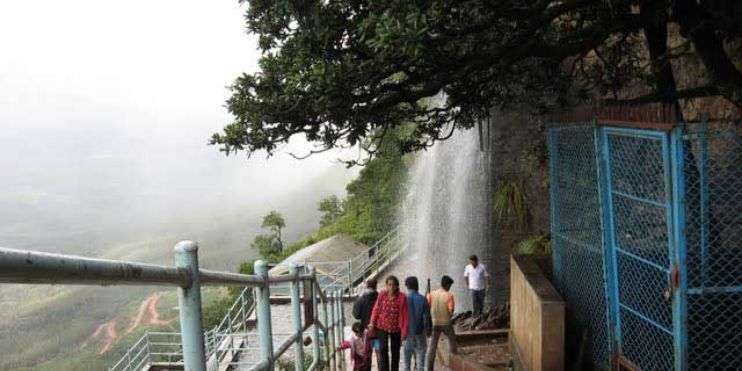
[{"x1": 212, "y1": 0, "x2": 742, "y2": 161}]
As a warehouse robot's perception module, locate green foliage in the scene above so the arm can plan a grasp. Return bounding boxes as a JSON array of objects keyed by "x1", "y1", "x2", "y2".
[
  {"x1": 493, "y1": 179, "x2": 529, "y2": 230},
  {"x1": 516, "y1": 235, "x2": 551, "y2": 255},
  {"x1": 318, "y1": 195, "x2": 344, "y2": 228},
  {"x1": 332, "y1": 131, "x2": 408, "y2": 244},
  {"x1": 262, "y1": 210, "x2": 286, "y2": 244},
  {"x1": 253, "y1": 210, "x2": 287, "y2": 261},
  {"x1": 202, "y1": 293, "x2": 237, "y2": 329},
  {"x1": 238, "y1": 260, "x2": 255, "y2": 275},
  {"x1": 211, "y1": 1, "x2": 742, "y2": 159},
  {"x1": 202, "y1": 261, "x2": 256, "y2": 329},
  {"x1": 252, "y1": 233, "x2": 283, "y2": 262}
]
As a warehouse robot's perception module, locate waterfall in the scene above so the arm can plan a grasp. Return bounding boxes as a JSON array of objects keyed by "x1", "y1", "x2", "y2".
[{"x1": 400, "y1": 127, "x2": 493, "y2": 311}]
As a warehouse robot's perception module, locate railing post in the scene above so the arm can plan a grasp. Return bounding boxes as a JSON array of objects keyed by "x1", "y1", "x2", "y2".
[
  {"x1": 255, "y1": 260, "x2": 274, "y2": 370},
  {"x1": 289, "y1": 263, "x2": 305, "y2": 370},
  {"x1": 328, "y1": 292, "x2": 337, "y2": 371},
  {"x1": 174, "y1": 241, "x2": 207, "y2": 371},
  {"x1": 145, "y1": 332, "x2": 152, "y2": 365},
  {"x1": 339, "y1": 289, "x2": 346, "y2": 343},
  {"x1": 309, "y1": 268, "x2": 321, "y2": 367},
  {"x1": 241, "y1": 290, "x2": 248, "y2": 330},
  {"x1": 125, "y1": 347, "x2": 132, "y2": 370},
  {"x1": 335, "y1": 289, "x2": 344, "y2": 370},
  {"x1": 322, "y1": 291, "x2": 331, "y2": 369},
  {"x1": 347, "y1": 261, "x2": 352, "y2": 296}
]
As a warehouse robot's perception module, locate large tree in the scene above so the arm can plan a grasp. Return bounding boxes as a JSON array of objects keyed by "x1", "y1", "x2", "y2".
[{"x1": 211, "y1": 0, "x2": 742, "y2": 160}]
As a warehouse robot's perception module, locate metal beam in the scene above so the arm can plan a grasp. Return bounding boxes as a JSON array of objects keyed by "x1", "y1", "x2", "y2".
[{"x1": 0, "y1": 247, "x2": 189, "y2": 286}]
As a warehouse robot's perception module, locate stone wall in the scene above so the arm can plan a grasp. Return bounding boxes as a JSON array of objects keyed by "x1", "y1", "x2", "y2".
[{"x1": 486, "y1": 112, "x2": 551, "y2": 306}]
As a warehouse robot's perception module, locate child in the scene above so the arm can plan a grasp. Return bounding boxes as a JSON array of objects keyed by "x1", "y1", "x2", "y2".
[{"x1": 340, "y1": 321, "x2": 372, "y2": 370}]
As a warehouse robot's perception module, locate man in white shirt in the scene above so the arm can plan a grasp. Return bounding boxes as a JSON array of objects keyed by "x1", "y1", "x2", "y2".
[{"x1": 463, "y1": 255, "x2": 489, "y2": 316}]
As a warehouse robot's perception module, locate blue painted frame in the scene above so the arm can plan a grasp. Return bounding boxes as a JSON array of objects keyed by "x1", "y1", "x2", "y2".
[
  {"x1": 595, "y1": 125, "x2": 621, "y2": 361},
  {"x1": 670, "y1": 124, "x2": 688, "y2": 371},
  {"x1": 598, "y1": 126, "x2": 686, "y2": 369}
]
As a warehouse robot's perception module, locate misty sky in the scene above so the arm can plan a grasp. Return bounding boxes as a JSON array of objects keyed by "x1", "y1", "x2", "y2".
[{"x1": 0, "y1": 1, "x2": 355, "y2": 252}]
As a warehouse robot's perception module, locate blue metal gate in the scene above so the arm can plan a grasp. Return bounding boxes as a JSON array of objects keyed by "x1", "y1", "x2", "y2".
[
  {"x1": 549, "y1": 112, "x2": 741, "y2": 371},
  {"x1": 597, "y1": 127, "x2": 685, "y2": 370}
]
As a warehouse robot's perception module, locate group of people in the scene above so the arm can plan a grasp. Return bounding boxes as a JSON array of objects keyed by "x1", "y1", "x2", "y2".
[{"x1": 341, "y1": 255, "x2": 490, "y2": 371}]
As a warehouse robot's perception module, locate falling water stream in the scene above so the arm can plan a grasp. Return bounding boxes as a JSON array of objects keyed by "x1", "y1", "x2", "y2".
[{"x1": 400, "y1": 127, "x2": 494, "y2": 311}]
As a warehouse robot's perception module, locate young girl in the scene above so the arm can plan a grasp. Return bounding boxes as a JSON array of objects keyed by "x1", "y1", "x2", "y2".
[{"x1": 340, "y1": 321, "x2": 371, "y2": 370}]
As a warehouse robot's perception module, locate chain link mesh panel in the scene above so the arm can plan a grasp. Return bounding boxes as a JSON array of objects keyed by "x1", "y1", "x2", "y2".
[
  {"x1": 550, "y1": 119, "x2": 741, "y2": 371},
  {"x1": 548, "y1": 125, "x2": 611, "y2": 369},
  {"x1": 603, "y1": 129, "x2": 675, "y2": 370},
  {"x1": 683, "y1": 121, "x2": 742, "y2": 370}
]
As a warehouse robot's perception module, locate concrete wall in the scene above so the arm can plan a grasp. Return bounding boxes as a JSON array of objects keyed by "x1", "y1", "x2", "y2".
[{"x1": 510, "y1": 255, "x2": 564, "y2": 371}]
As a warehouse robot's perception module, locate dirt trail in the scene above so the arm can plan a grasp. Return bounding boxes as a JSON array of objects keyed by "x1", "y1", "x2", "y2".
[
  {"x1": 88, "y1": 292, "x2": 174, "y2": 354},
  {"x1": 88, "y1": 320, "x2": 119, "y2": 355},
  {"x1": 146, "y1": 292, "x2": 171, "y2": 326},
  {"x1": 125, "y1": 292, "x2": 172, "y2": 334}
]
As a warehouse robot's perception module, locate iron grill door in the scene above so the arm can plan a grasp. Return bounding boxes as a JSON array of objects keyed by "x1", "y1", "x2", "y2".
[{"x1": 601, "y1": 128, "x2": 678, "y2": 370}]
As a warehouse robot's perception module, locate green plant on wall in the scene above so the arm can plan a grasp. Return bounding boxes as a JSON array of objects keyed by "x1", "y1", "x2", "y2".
[
  {"x1": 493, "y1": 179, "x2": 529, "y2": 230},
  {"x1": 516, "y1": 235, "x2": 551, "y2": 255}
]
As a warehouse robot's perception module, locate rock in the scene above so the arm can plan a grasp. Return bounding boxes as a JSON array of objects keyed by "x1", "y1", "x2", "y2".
[{"x1": 453, "y1": 302, "x2": 510, "y2": 331}]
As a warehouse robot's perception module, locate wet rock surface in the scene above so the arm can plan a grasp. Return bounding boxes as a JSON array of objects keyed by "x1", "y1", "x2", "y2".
[{"x1": 452, "y1": 302, "x2": 510, "y2": 332}]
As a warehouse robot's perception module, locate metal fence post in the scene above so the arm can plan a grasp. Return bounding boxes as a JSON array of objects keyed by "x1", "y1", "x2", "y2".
[
  {"x1": 255, "y1": 260, "x2": 274, "y2": 370},
  {"x1": 145, "y1": 332, "x2": 152, "y2": 365},
  {"x1": 309, "y1": 268, "x2": 322, "y2": 366},
  {"x1": 125, "y1": 347, "x2": 132, "y2": 370},
  {"x1": 347, "y1": 261, "x2": 352, "y2": 296},
  {"x1": 289, "y1": 263, "x2": 305, "y2": 370},
  {"x1": 322, "y1": 292, "x2": 331, "y2": 369},
  {"x1": 335, "y1": 289, "x2": 344, "y2": 370},
  {"x1": 671, "y1": 124, "x2": 689, "y2": 371},
  {"x1": 174, "y1": 241, "x2": 207, "y2": 371},
  {"x1": 328, "y1": 292, "x2": 337, "y2": 370},
  {"x1": 341, "y1": 289, "x2": 347, "y2": 345}
]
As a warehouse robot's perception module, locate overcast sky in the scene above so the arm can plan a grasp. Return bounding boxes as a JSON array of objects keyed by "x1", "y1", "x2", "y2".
[
  {"x1": 0, "y1": 0, "x2": 260, "y2": 129},
  {"x1": 0, "y1": 1, "x2": 356, "y2": 251}
]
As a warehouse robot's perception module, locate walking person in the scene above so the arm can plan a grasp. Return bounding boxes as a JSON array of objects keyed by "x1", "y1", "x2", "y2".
[
  {"x1": 426, "y1": 275, "x2": 457, "y2": 371},
  {"x1": 403, "y1": 276, "x2": 430, "y2": 371},
  {"x1": 353, "y1": 279, "x2": 379, "y2": 329},
  {"x1": 464, "y1": 255, "x2": 489, "y2": 316},
  {"x1": 369, "y1": 275, "x2": 408, "y2": 371},
  {"x1": 353, "y1": 279, "x2": 379, "y2": 371}
]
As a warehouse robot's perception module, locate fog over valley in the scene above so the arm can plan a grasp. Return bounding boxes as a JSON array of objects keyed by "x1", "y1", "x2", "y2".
[{"x1": 0, "y1": 1, "x2": 356, "y2": 368}]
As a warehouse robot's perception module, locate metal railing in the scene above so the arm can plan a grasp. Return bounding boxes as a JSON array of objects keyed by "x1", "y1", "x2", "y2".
[
  {"x1": 307, "y1": 228, "x2": 403, "y2": 295},
  {"x1": 0, "y1": 242, "x2": 349, "y2": 371},
  {"x1": 109, "y1": 332, "x2": 184, "y2": 371},
  {"x1": 1, "y1": 228, "x2": 404, "y2": 371}
]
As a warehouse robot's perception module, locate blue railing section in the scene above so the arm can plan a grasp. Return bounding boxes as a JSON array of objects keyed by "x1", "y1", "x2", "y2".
[
  {"x1": 0, "y1": 228, "x2": 403, "y2": 370},
  {"x1": 0, "y1": 240, "x2": 369, "y2": 371},
  {"x1": 548, "y1": 116, "x2": 741, "y2": 370}
]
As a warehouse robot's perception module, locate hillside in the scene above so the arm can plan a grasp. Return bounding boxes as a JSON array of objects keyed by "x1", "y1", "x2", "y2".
[{"x1": 1, "y1": 164, "x2": 355, "y2": 371}]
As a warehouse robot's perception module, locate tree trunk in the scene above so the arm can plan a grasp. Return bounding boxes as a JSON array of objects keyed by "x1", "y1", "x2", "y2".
[{"x1": 641, "y1": 1, "x2": 678, "y2": 103}]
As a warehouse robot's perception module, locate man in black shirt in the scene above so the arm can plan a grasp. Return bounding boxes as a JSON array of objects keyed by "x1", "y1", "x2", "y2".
[
  {"x1": 352, "y1": 278, "x2": 378, "y2": 371},
  {"x1": 353, "y1": 278, "x2": 378, "y2": 330}
]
